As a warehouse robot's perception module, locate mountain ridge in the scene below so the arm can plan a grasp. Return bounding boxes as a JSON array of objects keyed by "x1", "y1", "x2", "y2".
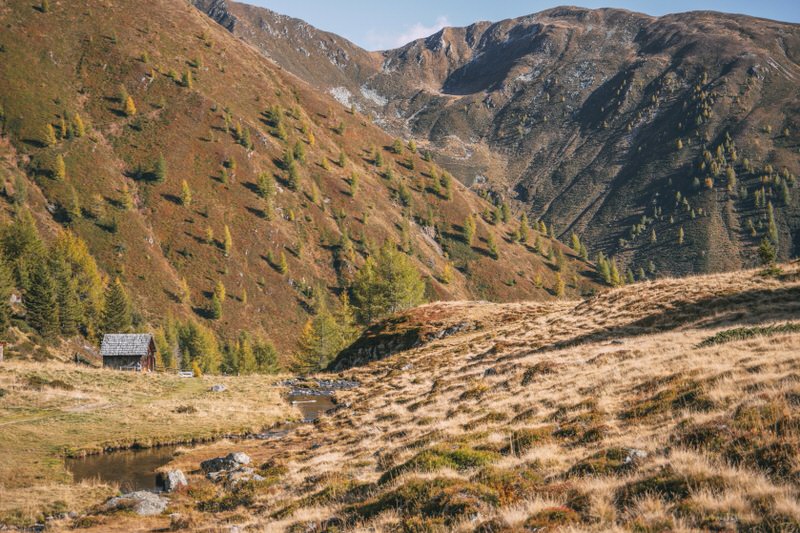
[{"x1": 193, "y1": 0, "x2": 800, "y2": 278}]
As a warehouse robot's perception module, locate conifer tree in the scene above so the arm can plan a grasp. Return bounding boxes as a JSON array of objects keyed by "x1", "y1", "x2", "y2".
[
  {"x1": 554, "y1": 273, "x2": 565, "y2": 297},
  {"x1": 277, "y1": 251, "x2": 288, "y2": 274},
  {"x1": 351, "y1": 241, "x2": 425, "y2": 323},
  {"x1": 293, "y1": 141, "x2": 306, "y2": 163},
  {"x1": 678, "y1": 227, "x2": 685, "y2": 245},
  {"x1": 253, "y1": 338, "x2": 280, "y2": 374},
  {"x1": 767, "y1": 202, "x2": 778, "y2": 245},
  {"x1": 53, "y1": 154, "x2": 66, "y2": 181},
  {"x1": 65, "y1": 186, "x2": 81, "y2": 222},
  {"x1": 223, "y1": 225, "x2": 232, "y2": 257},
  {"x1": 237, "y1": 334, "x2": 257, "y2": 374},
  {"x1": 463, "y1": 215, "x2": 476, "y2": 246},
  {"x1": 392, "y1": 139, "x2": 403, "y2": 154},
  {"x1": 257, "y1": 172, "x2": 275, "y2": 200},
  {"x1": 286, "y1": 160, "x2": 299, "y2": 190},
  {"x1": 0, "y1": 259, "x2": 13, "y2": 332},
  {"x1": 758, "y1": 237, "x2": 777, "y2": 266},
  {"x1": 73, "y1": 114, "x2": 86, "y2": 137},
  {"x1": 650, "y1": 228, "x2": 657, "y2": 244},
  {"x1": 610, "y1": 259, "x2": 622, "y2": 287},
  {"x1": 182, "y1": 70, "x2": 193, "y2": 89},
  {"x1": 121, "y1": 183, "x2": 134, "y2": 211},
  {"x1": 349, "y1": 173, "x2": 359, "y2": 197},
  {"x1": 124, "y1": 95, "x2": 137, "y2": 117},
  {"x1": 571, "y1": 233, "x2": 581, "y2": 253},
  {"x1": 180, "y1": 180, "x2": 192, "y2": 206},
  {"x1": 44, "y1": 124, "x2": 57, "y2": 146},
  {"x1": 41, "y1": 0, "x2": 49, "y2": 12},
  {"x1": 214, "y1": 280, "x2": 226, "y2": 303},
  {"x1": 210, "y1": 293, "x2": 222, "y2": 320},
  {"x1": 25, "y1": 255, "x2": 58, "y2": 337},
  {"x1": 440, "y1": 262, "x2": 454, "y2": 284},
  {"x1": 487, "y1": 233, "x2": 499, "y2": 259},
  {"x1": 54, "y1": 259, "x2": 80, "y2": 336},
  {"x1": 154, "y1": 153, "x2": 167, "y2": 183},
  {"x1": 338, "y1": 151, "x2": 347, "y2": 168},
  {"x1": 519, "y1": 213, "x2": 530, "y2": 244},
  {"x1": 178, "y1": 277, "x2": 191, "y2": 304},
  {"x1": 297, "y1": 293, "x2": 349, "y2": 372},
  {"x1": 500, "y1": 202, "x2": 510, "y2": 223},
  {"x1": 100, "y1": 277, "x2": 132, "y2": 334}
]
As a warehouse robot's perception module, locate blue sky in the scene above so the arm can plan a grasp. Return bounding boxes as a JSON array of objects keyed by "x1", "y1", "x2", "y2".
[{"x1": 248, "y1": 1, "x2": 800, "y2": 50}]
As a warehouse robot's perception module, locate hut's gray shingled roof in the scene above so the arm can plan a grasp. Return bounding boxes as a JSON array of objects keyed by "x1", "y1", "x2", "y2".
[{"x1": 100, "y1": 334, "x2": 153, "y2": 357}]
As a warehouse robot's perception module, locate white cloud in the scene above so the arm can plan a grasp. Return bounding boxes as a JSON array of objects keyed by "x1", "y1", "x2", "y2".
[{"x1": 365, "y1": 16, "x2": 450, "y2": 50}]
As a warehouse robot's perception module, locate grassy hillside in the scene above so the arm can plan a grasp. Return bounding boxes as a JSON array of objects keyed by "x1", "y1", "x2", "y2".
[
  {"x1": 0, "y1": 0, "x2": 598, "y2": 360},
  {"x1": 61, "y1": 261, "x2": 800, "y2": 531},
  {"x1": 198, "y1": 1, "x2": 800, "y2": 278}
]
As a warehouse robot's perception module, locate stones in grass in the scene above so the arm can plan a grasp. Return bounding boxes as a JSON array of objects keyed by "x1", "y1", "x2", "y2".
[
  {"x1": 200, "y1": 452, "x2": 262, "y2": 486},
  {"x1": 104, "y1": 491, "x2": 168, "y2": 516},
  {"x1": 210, "y1": 384, "x2": 227, "y2": 392},
  {"x1": 201, "y1": 452, "x2": 251, "y2": 473},
  {"x1": 158, "y1": 469, "x2": 188, "y2": 492}
]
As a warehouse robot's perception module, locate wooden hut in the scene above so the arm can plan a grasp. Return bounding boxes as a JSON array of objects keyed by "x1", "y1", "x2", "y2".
[{"x1": 100, "y1": 334, "x2": 156, "y2": 371}]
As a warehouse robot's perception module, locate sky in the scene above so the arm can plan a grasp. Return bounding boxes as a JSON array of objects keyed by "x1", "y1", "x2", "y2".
[{"x1": 248, "y1": 1, "x2": 800, "y2": 50}]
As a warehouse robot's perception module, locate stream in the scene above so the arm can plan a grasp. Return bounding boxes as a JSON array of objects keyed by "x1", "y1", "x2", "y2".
[{"x1": 66, "y1": 388, "x2": 341, "y2": 491}]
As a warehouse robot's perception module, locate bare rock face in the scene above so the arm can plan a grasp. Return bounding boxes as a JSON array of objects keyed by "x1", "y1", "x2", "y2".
[
  {"x1": 104, "y1": 491, "x2": 168, "y2": 516},
  {"x1": 195, "y1": 2, "x2": 800, "y2": 277}
]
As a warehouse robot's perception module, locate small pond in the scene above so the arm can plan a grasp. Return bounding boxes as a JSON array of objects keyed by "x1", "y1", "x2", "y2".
[{"x1": 66, "y1": 390, "x2": 338, "y2": 491}]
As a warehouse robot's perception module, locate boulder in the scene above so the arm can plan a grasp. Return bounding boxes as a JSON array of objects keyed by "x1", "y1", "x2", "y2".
[
  {"x1": 104, "y1": 491, "x2": 168, "y2": 516},
  {"x1": 200, "y1": 452, "x2": 251, "y2": 474},
  {"x1": 158, "y1": 469, "x2": 188, "y2": 492},
  {"x1": 210, "y1": 384, "x2": 227, "y2": 392}
]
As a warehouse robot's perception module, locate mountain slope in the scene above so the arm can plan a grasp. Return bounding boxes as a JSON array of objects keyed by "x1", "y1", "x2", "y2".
[
  {"x1": 0, "y1": 0, "x2": 597, "y2": 356},
  {"x1": 194, "y1": 2, "x2": 800, "y2": 277}
]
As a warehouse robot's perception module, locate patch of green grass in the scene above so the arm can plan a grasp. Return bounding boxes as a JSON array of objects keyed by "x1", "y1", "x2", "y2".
[
  {"x1": 621, "y1": 379, "x2": 714, "y2": 420},
  {"x1": 379, "y1": 445, "x2": 501, "y2": 484},
  {"x1": 471, "y1": 464, "x2": 543, "y2": 505},
  {"x1": 502, "y1": 426, "x2": 554, "y2": 456},
  {"x1": 524, "y1": 506, "x2": 581, "y2": 529},
  {"x1": 567, "y1": 447, "x2": 644, "y2": 477},
  {"x1": 347, "y1": 477, "x2": 499, "y2": 524},
  {"x1": 697, "y1": 323, "x2": 800, "y2": 348},
  {"x1": 673, "y1": 399, "x2": 800, "y2": 484},
  {"x1": 615, "y1": 466, "x2": 726, "y2": 508}
]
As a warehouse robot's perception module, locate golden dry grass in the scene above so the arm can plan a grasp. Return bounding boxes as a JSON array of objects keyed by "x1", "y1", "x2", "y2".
[
  {"x1": 13, "y1": 263, "x2": 800, "y2": 531},
  {"x1": 0, "y1": 361, "x2": 292, "y2": 527},
  {"x1": 110, "y1": 262, "x2": 799, "y2": 532}
]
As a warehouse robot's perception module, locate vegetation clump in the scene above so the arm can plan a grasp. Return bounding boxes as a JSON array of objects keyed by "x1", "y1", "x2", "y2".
[
  {"x1": 347, "y1": 477, "x2": 499, "y2": 525},
  {"x1": 697, "y1": 323, "x2": 800, "y2": 347},
  {"x1": 621, "y1": 379, "x2": 714, "y2": 420},
  {"x1": 379, "y1": 445, "x2": 501, "y2": 484}
]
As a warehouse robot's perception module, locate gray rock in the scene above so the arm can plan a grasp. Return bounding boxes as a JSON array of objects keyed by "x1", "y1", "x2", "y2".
[
  {"x1": 200, "y1": 452, "x2": 251, "y2": 474},
  {"x1": 105, "y1": 491, "x2": 168, "y2": 516},
  {"x1": 210, "y1": 384, "x2": 227, "y2": 392},
  {"x1": 624, "y1": 448, "x2": 648, "y2": 464},
  {"x1": 159, "y1": 469, "x2": 188, "y2": 492}
]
